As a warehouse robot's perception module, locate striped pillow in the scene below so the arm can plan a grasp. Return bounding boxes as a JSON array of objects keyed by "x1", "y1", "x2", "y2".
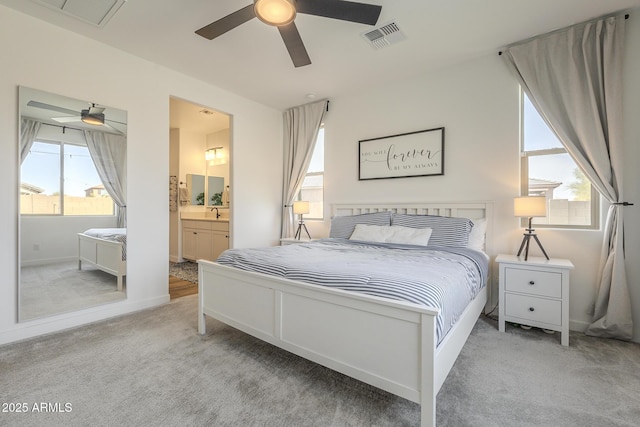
[
  {"x1": 329, "y1": 211, "x2": 392, "y2": 239},
  {"x1": 391, "y1": 214, "x2": 473, "y2": 247}
]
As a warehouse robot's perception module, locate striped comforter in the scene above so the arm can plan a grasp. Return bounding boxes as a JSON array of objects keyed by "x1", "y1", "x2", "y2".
[{"x1": 216, "y1": 239, "x2": 488, "y2": 344}]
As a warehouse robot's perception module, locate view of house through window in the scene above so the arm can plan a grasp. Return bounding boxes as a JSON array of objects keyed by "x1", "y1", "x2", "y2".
[
  {"x1": 521, "y1": 93, "x2": 597, "y2": 228},
  {"x1": 298, "y1": 127, "x2": 324, "y2": 220},
  {"x1": 21, "y1": 140, "x2": 114, "y2": 216}
]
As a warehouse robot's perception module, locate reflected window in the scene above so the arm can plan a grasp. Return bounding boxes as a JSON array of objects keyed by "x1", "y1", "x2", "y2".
[{"x1": 21, "y1": 140, "x2": 114, "y2": 216}]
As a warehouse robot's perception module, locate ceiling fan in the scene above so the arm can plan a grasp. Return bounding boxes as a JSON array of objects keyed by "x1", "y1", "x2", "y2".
[
  {"x1": 195, "y1": 0, "x2": 382, "y2": 68},
  {"x1": 27, "y1": 100, "x2": 126, "y2": 133}
]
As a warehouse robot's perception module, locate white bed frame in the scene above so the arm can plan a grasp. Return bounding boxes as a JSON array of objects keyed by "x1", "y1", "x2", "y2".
[
  {"x1": 77, "y1": 233, "x2": 126, "y2": 291},
  {"x1": 198, "y1": 201, "x2": 493, "y2": 426}
]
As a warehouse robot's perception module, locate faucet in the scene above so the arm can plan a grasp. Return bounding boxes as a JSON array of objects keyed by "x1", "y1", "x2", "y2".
[{"x1": 210, "y1": 207, "x2": 220, "y2": 218}]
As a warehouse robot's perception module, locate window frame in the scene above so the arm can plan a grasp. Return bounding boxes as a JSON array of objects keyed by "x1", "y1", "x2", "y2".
[
  {"x1": 20, "y1": 138, "x2": 115, "y2": 217},
  {"x1": 520, "y1": 92, "x2": 599, "y2": 230},
  {"x1": 297, "y1": 126, "x2": 324, "y2": 221}
]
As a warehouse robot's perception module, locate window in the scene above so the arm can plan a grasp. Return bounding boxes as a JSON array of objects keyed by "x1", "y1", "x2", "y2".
[
  {"x1": 21, "y1": 140, "x2": 114, "y2": 216},
  {"x1": 521, "y1": 93, "x2": 598, "y2": 228},
  {"x1": 298, "y1": 127, "x2": 324, "y2": 220}
]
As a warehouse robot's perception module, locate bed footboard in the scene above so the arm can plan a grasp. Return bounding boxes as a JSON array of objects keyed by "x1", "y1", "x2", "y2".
[
  {"x1": 198, "y1": 260, "x2": 451, "y2": 426},
  {"x1": 78, "y1": 233, "x2": 126, "y2": 291}
]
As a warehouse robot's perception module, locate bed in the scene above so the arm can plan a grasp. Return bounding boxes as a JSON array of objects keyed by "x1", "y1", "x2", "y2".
[
  {"x1": 77, "y1": 228, "x2": 127, "y2": 291},
  {"x1": 198, "y1": 202, "x2": 493, "y2": 426}
]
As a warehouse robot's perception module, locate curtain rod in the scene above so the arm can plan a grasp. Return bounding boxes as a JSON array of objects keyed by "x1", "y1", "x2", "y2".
[
  {"x1": 40, "y1": 122, "x2": 83, "y2": 133},
  {"x1": 38, "y1": 120, "x2": 124, "y2": 136},
  {"x1": 498, "y1": 13, "x2": 629, "y2": 56}
]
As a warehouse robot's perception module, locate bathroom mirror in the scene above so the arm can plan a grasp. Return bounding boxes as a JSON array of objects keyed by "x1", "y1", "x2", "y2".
[
  {"x1": 18, "y1": 86, "x2": 127, "y2": 322},
  {"x1": 186, "y1": 174, "x2": 225, "y2": 206},
  {"x1": 187, "y1": 173, "x2": 205, "y2": 205},
  {"x1": 208, "y1": 176, "x2": 224, "y2": 206}
]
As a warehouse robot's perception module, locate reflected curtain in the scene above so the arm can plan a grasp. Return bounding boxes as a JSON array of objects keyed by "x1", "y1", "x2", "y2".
[
  {"x1": 502, "y1": 14, "x2": 632, "y2": 339},
  {"x1": 20, "y1": 118, "x2": 42, "y2": 164},
  {"x1": 83, "y1": 130, "x2": 127, "y2": 227},
  {"x1": 280, "y1": 100, "x2": 328, "y2": 238}
]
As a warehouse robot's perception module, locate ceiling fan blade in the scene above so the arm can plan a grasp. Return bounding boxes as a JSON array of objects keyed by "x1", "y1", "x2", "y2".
[
  {"x1": 88, "y1": 106, "x2": 105, "y2": 115},
  {"x1": 278, "y1": 22, "x2": 311, "y2": 68},
  {"x1": 296, "y1": 0, "x2": 381, "y2": 25},
  {"x1": 27, "y1": 100, "x2": 78, "y2": 116},
  {"x1": 51, "y1": 116, "x2": 81, "y2": 123},
  {"x1": 195, "y1": 4, "x2": 256, "y2": 40}
]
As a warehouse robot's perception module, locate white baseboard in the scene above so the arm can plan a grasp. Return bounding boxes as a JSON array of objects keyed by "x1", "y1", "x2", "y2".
[{"x1": 20, "y1": 256, "x2": 77, "y2": 267}]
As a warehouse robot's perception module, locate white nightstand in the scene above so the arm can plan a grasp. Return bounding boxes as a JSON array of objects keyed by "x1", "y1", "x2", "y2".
[
  {"x1": 496, "y1": 254, "x2": 574, "y2": 346},
  {"x1": 280, "y1": 238, "x2": 313, "y2": 246}
]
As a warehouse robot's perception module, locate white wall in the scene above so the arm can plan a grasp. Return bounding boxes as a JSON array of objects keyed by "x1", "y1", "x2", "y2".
[
  {"x1": 178, "y1": 129, "x2": 207, "y2": 186},
  {"x1": 0, "y1": 6, "x2": 282, "y2": 345},
  {"x1": 21, "y1": 216, "x2": 117, "y2": 265},
  {"x1": 312, "y1": 10, "x2": 640, "y2": 341}
]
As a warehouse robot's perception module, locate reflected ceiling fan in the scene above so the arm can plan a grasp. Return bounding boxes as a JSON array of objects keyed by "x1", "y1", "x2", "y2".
[
  {"x1": 27, "y1": 100, "x2": 125, "y2": 133},
  {"x1": 195, "y1": 0, "x2": 382, "y2": 67}
]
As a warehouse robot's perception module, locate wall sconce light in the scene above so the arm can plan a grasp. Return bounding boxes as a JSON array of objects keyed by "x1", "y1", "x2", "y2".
[
  {"x1": 514, "y1": 196, "x2": 549, "y2": 261},
  {"x1": 293, "y1": 200, "x2": 311, "y2": 240},
  {"x1": 205, "y1": 147, "x2": 226, "y2": 165}
]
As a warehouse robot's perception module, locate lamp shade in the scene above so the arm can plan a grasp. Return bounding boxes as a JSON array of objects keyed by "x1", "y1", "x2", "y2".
[
  {"x1": 514, "y1": 196, "x2": 547, "y2": 217},
  {"x1": 293, "y1": 200, "x2": 310, "y2": 215}
]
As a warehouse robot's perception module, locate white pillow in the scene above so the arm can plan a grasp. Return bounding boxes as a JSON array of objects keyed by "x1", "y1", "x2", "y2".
[
  {"x1": 350, "y1": 224, "x2": 432, "y2": 246},
  {"x1": 349, "y1": 224, "x2": 392, "y2": 243},
  {"x1": 467, "y1": 218, "x2": 487, "y2": 252},
  {"x1": 386, "y1": 225, "x2": 432, "y2": 246}
]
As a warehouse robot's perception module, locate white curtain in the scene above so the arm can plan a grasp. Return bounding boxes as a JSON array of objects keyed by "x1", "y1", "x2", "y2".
[
  {"x1": 83, "y1": 130, "x2": 128, "y2": 227},
  {"x1": 20, "y1": 118, "x2": 42, "y2": 164},
  {"x1": 280, "y1": 100, "x2": 328, "y2": 238},
  {"x1": 502, "y1": 14, "x2": 632, "y2": 340}
]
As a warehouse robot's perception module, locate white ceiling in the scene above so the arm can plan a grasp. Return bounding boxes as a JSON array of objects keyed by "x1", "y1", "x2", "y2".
[
  {"x1": 2, "y1": 0, "x2": 639, "y2": 110},
  {"x1": 19, "y1": 85, "x2": 128, "y2": 135}
]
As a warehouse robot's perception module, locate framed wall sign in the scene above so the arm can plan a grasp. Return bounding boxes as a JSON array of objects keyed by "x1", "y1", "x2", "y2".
[{"x1": 359, "y1": 127, "x2": 445, "y2": 180}]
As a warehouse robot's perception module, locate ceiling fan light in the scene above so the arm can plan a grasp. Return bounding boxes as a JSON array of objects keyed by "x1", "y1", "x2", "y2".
[
  {"x1": 81, "y1": 109, "x2": 105, "y2": 126},
  {"x1": 254, "y1": 0, "x2": 296, "y2": 26}
]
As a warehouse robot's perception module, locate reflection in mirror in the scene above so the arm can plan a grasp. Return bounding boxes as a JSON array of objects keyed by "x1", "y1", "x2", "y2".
[
  {"x1": 187, "y1": 173, "x2": 205, "y2": 205},
  {"x1": 186, "y1": 174, "x2": 225, "y2": 206},
  {"x1": 19, "y1": 87, "x2": 127, "y2": 322},
  {"x1": 208, "y1": 176, "x2": 224, "y2": 206}
]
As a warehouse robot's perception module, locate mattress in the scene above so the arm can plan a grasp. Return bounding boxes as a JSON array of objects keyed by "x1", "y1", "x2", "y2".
[{"x1": 216, "y1": 238, "x2": 488, "y2": 344}]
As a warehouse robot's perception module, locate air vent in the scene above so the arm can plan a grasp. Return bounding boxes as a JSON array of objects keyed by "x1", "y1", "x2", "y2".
[
  {"x1": 32, "y1": 0, "x2": 127, "y2": 27},
  {"x1": 362, "y1": 21, "x2": 406, "y2": 50}
]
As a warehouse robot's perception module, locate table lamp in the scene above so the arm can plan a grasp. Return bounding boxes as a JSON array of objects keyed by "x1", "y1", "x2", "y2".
[
  {"x1": 293, "y1": 200, "x2": 311, "y2": 240},
  {"x1": 514, "y1": 196, "x2": 549, "y2": 261}
]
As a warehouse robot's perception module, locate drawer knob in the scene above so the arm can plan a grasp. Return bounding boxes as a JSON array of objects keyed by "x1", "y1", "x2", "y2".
[
  {"x1": 529, "y1": 307, "x2": 535, "y2": 312},
  {"x1": 529, "y1": 281, "x2": 535, "y2": 285}
]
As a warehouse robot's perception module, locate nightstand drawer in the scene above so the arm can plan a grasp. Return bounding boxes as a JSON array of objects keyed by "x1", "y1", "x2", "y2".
[
  {"x1": 504, "y1": 293, "x2": 561, "y2": 326},
  {"x1": 504, "y1": 268, "x2": 562, "y2": 298}
]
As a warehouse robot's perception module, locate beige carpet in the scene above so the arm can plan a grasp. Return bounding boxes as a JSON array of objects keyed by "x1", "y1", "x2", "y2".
[
  {"x1": 1, "y1": 295, "x2": 639, "y2": 426},
  {"x1": 19, "y1": 261, "x2": 125, "y2": 321}
]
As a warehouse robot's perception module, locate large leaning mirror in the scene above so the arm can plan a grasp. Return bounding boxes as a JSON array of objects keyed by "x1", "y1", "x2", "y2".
[{"x1": 18, "y1": 87, "x2": 127, "y2": 322}]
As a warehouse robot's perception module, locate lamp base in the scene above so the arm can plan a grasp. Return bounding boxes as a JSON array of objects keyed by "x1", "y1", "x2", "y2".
[
  {"x1": 294, "y1": 220, "x2": 311, "y2": 240},
  {"x1": 516, "y1": 230, "x2": 549, "y2": 261}
]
